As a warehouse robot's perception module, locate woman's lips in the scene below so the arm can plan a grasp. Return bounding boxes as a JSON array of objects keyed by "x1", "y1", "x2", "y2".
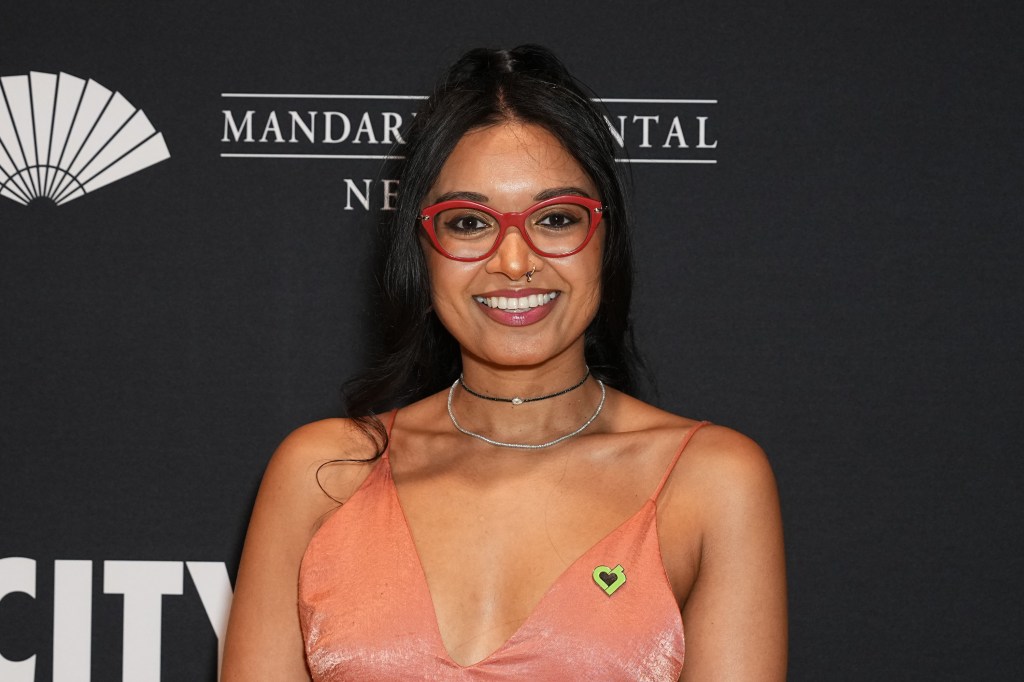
[{"x1": 473, "y1": 289, "x2": 559, "y2": 326}]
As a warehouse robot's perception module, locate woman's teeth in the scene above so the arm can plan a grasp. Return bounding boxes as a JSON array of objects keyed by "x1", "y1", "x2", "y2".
[{"x1": 474, "y1": 292, "x2": 559, "y2": 311}]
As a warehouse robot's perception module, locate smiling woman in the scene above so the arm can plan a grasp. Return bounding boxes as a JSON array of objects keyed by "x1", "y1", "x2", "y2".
[{"x1": 222, "y1": 45, "x2": 787, "y2": 681}]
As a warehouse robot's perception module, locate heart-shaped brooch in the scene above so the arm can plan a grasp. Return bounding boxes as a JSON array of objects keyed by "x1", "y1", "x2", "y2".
[{"x1": 592, "y1": 564, "x2": 626, "y2": 596}]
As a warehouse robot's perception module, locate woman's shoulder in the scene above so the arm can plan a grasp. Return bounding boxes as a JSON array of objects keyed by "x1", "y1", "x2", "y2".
[
  {"x1": 262, "y1": 417, "x2": 383, "y2": 509},
  {"x1": 681, "y1": 422, "x2": 775, "y2": 498},
  {"x1": 657, "y1": 418, "x2": 779, "y2": 526},
  {"x1": 611, "y1": 391, "x2": 774, "y2": 491}
]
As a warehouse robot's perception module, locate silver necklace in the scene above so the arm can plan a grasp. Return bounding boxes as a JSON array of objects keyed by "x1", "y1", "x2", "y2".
[{"x1": 446, "y1": 377, "x2": 606, "y2": 450}]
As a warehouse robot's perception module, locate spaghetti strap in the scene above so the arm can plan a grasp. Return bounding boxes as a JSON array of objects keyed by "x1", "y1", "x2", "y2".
[
  {"x1": 651, "y1": 420, "x2": 710, "y2": 500},
  {"x1": 385, "y1": 408, "x2": 399, "y2": 436},
  {"x1": 380, "y1": 405, "x2": 399, "y2": 458}
]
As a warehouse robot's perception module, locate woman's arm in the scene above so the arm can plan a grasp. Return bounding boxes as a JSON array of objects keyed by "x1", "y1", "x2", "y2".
[
  {"x1": 678, "y1": 426, "x2": 788, "y2": 682},
  {"x1": 221, "y1": 420, "x2": 375, "y2": 681}
]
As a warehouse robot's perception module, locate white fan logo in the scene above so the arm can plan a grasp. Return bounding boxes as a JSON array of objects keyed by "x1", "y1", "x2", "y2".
[{"x1": 0, "y1": 71, "x2": 169, "y2": 205}]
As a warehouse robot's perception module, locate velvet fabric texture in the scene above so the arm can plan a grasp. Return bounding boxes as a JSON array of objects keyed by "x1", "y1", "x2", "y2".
[{"x1": 298, "y1": 422, "x2": 707, "y2": 680}]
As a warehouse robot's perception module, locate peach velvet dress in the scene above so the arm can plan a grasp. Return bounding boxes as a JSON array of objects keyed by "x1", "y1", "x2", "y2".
[{"x1": 298, "y1": 419, "x2": 707, "y2": 681}]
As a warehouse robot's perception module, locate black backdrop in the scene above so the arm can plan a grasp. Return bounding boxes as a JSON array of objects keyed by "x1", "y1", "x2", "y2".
[{"x1": 2, "y1": 1, "x2": 1022, "y2": 680}]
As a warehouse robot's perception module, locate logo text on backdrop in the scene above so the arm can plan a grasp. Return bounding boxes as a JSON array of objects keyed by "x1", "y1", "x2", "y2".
[{"x1": 220, "y1": 93, "x2": 717, "y2": 212}]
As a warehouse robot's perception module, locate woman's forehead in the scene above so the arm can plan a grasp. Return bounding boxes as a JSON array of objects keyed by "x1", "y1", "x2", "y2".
[{"x1": 428, "y1": 122, "x2": 597, "y2": 205}]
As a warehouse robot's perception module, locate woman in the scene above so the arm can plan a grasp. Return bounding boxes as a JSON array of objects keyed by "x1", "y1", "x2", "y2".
[{"x1": 223, "y1": 45, "x2": 786, "y2": 681}]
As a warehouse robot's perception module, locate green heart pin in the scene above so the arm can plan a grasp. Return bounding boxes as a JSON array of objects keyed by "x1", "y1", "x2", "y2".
[{"x1": 593, "y1": 564, "x2": 626, "y2": 596}]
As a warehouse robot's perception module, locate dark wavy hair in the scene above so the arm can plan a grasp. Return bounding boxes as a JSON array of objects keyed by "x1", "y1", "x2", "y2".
[{"x1": 342, "y1": 44, "x2": 641, "y2": 455}]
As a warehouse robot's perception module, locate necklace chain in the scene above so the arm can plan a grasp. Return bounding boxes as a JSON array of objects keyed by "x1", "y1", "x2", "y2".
[
  {"x1": 447, "y1": 377, "x2": 606, "y2": 450},
  {"x1": 459, "y1": 367, "x2": 591, "y2": 405}
]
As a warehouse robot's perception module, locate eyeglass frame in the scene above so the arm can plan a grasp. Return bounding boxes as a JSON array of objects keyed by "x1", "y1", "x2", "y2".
[{"x1": 418, "y1": 195, "x2": 606, "y2": 262}]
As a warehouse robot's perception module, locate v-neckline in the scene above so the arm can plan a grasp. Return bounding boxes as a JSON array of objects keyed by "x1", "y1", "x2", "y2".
[{"x1": 383, "y1": 451, "x2": 659, "y2": 669}]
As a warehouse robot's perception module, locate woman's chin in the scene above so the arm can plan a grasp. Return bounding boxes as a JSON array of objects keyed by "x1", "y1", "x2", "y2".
[{"x1": 461, "y1": 337, "x2": 586, "y2": 372}]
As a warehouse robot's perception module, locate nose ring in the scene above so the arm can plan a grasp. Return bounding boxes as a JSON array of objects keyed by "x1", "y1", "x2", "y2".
[{"x1": 526, "y1": 266, "x2": 536, "y2": 283}]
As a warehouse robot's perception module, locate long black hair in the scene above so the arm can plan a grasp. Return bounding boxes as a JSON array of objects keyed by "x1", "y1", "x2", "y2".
[{"x1": 342, "y1": 45, "x2": 641, "y2": 455}]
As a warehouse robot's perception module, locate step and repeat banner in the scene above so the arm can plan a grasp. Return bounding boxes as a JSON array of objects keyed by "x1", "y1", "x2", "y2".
[{"x1": 2, "y1": 2, "x2": 1021, "y2": 680}]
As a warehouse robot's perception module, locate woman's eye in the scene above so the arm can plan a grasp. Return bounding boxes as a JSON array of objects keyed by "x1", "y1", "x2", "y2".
[
  {"x1": 448, "y1": 215, "x2": 489, "y2": 232},
  {"x1": 537, "y1": 211, "x2": 580, "y2": 229}
]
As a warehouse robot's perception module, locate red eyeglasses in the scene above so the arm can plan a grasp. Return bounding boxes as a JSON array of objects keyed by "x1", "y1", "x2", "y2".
[{"x1": 419, "y1": 195, "x2": 605, "y2": 261}]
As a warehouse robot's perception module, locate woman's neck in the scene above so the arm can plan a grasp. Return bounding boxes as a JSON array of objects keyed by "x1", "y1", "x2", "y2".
[
  {"x1": 460, "y1": 362, "x2": 589, "y2": 401},
  {"x1": 451, "y1": 353, "x2": 603, "y2": 440}
]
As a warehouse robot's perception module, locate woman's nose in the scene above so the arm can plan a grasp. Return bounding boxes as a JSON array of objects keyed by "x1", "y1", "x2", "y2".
[{"x1": 486, "y1": 226, "x2": 535, "y2": 280}]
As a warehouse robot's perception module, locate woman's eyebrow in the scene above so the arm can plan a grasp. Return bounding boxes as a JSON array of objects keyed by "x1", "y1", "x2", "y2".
[
  {"x1": 533, "y1": 186, "x2": 594, "y2": 201},
  {"x1": 431, "y1": 187, "x2": 594, "y2": 205},
  {"x1": 433, "y1": 190, "x2": 489, "y2": 203}
]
